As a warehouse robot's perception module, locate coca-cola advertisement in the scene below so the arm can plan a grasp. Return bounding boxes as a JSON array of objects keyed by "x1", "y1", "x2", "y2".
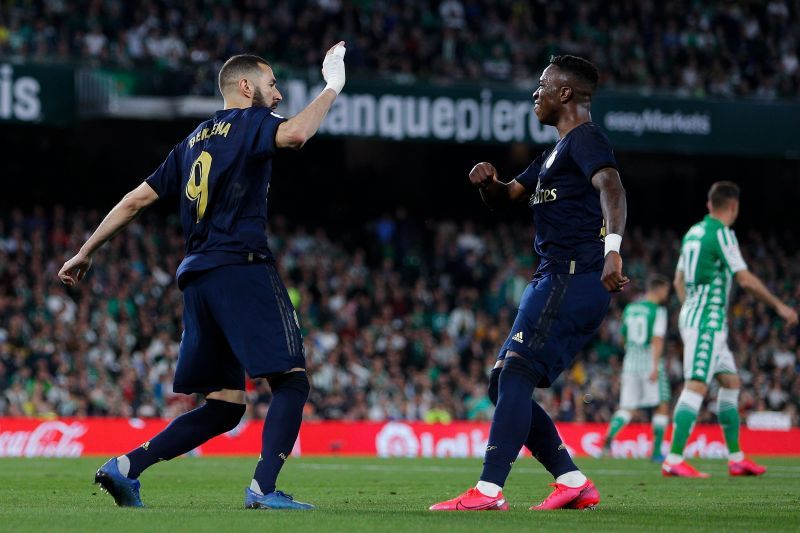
[{"x1": 1, "y1": 418, "x2": 798, "y2": 458}]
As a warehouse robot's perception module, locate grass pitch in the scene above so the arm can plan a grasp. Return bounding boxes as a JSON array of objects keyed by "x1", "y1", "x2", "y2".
[{"x1": 1, "y1": 456, "x2": 799, "y2": 532}]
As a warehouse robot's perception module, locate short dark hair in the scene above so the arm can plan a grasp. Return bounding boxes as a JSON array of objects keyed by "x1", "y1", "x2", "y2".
[
  {"x1": 549, "y1": 55, "x2": 599, "y2": 96},
  {"x1": 218, "y1": 54, "x2": 271, "y2": 95},
  {"x1": 647, "y1": 273, "x2": 671, "y2": 291},
  {"x1": 708, "y1": 181, "x2": 740, "y2": 209}
]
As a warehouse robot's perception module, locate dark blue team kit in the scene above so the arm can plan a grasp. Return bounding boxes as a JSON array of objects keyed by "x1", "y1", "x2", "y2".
[
  {"x1": 146, "y1": 106, "x2": 616, "y2": 393},
  {"x1": 498, "y1": 122, "x2": 617, "y2": 387},
  {"x1": 145, "y1": 107, "x2": 304, "y2": 393}
]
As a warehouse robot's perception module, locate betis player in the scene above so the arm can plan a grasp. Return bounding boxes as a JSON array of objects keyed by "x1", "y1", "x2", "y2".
[
  {"x1": 603, "y1": 274, "x2": 671, "y2": 461},
  {"x1": 663, "y1": 181, "x2": 798, "y2": 477}
]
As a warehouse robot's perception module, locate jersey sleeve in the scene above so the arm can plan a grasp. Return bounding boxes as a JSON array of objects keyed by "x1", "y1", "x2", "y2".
[
  {"x1": 571, "y1": 125, "x2": 618, "y2": 179},
  {"x1": 514, "y1": 153, "x2": 545, "y2": 191},
  {"x1": 653, "y1": 306, "x2": 668, "y2": 338},
  {"x1": 675, "y1": 248, "x2": 685, "y2": 273},
  {"x1": 715, "y1": 227, "x2": 747, "y2": 273},
  {"x1": 252, "y1": 110, "x2": 288, "y2": 158},
  {"x1": 144, "y1": 146, "x2": 181, "y2": 200}
]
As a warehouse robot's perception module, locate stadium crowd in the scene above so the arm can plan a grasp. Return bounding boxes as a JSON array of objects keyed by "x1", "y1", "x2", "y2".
[
  {"x1": 0, "y1": 0, "x2": 799, "y2": 98},
  {"x1": 1, "y1": 206, "x2": 798, "y2": 427}
]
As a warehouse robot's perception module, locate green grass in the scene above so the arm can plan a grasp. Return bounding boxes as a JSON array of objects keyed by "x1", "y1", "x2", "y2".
[{"x1": 1, "y1": 457, "x2": 799, "y2": 532}]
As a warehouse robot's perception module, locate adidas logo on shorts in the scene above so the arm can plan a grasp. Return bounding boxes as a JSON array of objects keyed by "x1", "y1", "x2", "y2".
[{"x1": 512, "y1": 331, "x2": 524, "y2": 343}]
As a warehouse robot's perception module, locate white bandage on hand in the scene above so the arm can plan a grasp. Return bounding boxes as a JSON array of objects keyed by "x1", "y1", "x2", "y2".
[
  {"x1": 604, "y1": 233, "x2": 622, "y2": 256},
  {"x1": 322, "y1": 44, "x2": 346, "y2": 95}
]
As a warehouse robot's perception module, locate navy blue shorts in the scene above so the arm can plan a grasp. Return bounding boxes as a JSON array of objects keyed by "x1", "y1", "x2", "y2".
[
  {"x1": 498, "y1": 270, "x2": 610, "y2": 387},
  {"x1": 174, "y1": 262, "x2": 306, "y2": 394}
]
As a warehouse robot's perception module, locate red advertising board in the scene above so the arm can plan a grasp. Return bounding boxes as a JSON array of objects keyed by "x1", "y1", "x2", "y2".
[{"x1": 0, "y1": 418, "x2": 798, "y2": 458}]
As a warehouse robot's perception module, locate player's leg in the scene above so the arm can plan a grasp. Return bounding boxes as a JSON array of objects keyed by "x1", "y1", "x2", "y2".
[
  {"x1": 95, "y1": 274, "x2": 247, "y2": 506},
  {"x1": 487, "y1": 365, "x2": 584, "y2": 485},
  {"x1": 250, "y1": 369, "x2": 310, "y2": 498},
  {"x1": 525, "y1": 272, "x2": 608, "y2": 510},
  {"x1": 715, "y1": 372, "x2": 744, "y2": 461},
  {"x1": 428, "y1": 353, "x2": 533, "y2": 511},
  {"x1": 714, "y1": 343, "x2": 766, "y2": 476},
  {"x1": 479, "y1": 353, "x2": 540, "y2": 492},
  {"x1": 478, "y1": 277, "x2": 569, "y2": 500},
  {"x1": 209, "y1": 263, "x2": 314, "y2": 509},
  {"x1": 651, "y1": 361, "x2": 671, "y2": 461},
  {"x1": 662, "y1": 327, "x2": 709, "y2": 477},
  {"x1": 651, "y1": 403, "x2": 670, "y2": 462},
  {"x1": 430, "y1": 272, "x2": 607, "y2": 511},
  {"x1": 430, "y1": 280, "x2": 545, "y2": 511},
  {"x1": 603, "y1": 373, "x2": 637, "y2": 454},
  {"x1": 122, "y1": 390, "x2": 246, "y2": 479},
  {"x1": 604, "y1": 410, "x2": 631, "y2": 453}
]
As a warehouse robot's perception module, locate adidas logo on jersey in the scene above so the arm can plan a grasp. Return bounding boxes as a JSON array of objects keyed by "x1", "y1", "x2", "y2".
[{"x1": 512, "y1": 331, "x2": 524, "y2": 343}]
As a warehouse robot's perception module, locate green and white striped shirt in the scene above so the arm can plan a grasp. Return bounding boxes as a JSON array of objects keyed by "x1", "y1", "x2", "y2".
[
  {"x1": 676, "y1": 215, "x2": 747, "y2": 331},
  {"x1": 621, "y1": 300, "x2": 667, "y2": 374}
]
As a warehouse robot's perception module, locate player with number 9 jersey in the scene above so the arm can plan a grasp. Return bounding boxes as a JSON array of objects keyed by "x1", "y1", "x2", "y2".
[
  {"x1": 58, "y1": 43, "x2": 349, "y2": 510},
  {"x1": 147, "y1": 106, "x2": 286, "y2": 288}
]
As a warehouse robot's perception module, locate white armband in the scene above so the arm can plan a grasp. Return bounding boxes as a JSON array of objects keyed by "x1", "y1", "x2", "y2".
[{"x1": 604, "y1": 233, "x2": 622, "y2": 256}]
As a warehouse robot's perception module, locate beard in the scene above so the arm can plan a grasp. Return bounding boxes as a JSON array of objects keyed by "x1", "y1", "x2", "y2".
[{"x1": 252, "y1": 87, "x2": 269, "y2": 108}]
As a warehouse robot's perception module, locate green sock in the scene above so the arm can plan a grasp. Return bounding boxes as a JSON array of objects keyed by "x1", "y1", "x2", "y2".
[
  {"x1": 605, "y1": 410, "x2": 630, "y2": 447},
  {"x1": 651, "y1": 414, "x2": 669, "y2": 458},
  {"x1": 717, "y1": 389, "x2": 741, "y2": 454},
  {"x1": 669, "y1": 391, "x2": 703, "y2": 456}
]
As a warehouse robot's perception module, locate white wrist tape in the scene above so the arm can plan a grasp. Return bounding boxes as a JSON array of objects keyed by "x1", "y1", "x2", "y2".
[
  {"x1": 604, "y1": 233, "x2": 622, "y2": 256},
  {"x1": 322, "y1": 45, "x2": 346, "y2": 95}
]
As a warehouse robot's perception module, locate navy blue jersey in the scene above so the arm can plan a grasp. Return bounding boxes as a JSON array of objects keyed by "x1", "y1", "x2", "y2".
[
  {"x1": 145, "y1": 106, "x2": 287, "y2": 287},
  {"x1": 516, "y1": 122, "x2": 617, "y2": 275}
]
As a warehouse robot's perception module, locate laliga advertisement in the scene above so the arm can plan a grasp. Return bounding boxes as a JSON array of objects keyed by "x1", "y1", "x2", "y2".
[{"x1": 0, "y1": 418, "x2": 798, "y2": 458}]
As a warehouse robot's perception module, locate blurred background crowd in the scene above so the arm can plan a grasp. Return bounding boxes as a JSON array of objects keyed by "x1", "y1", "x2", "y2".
[
  {"x1": 1, "y1": 206, "x2": 798, "y2": 425},
  {"x1": 1, "y1": 0, "x2": 799, "y2": 98}
]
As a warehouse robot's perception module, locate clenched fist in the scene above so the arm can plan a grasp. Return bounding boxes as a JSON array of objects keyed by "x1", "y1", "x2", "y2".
[{"x1": 469, "y1": 162, "x2": 498, "y2": 189}]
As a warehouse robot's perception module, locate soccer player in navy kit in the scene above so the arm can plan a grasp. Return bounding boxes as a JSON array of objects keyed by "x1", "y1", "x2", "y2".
[
  {"x1": 58, "y1": 42, "x2": 348, "y2": 510},
  {"x1": 431, "y1": 55, "x2": 628, "y2": 511}
]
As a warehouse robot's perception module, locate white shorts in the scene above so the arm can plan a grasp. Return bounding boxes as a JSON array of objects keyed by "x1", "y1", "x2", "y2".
[
  {"x1": 680, "y1": 327, "x2": 737, "y2": 384},
  {"x1": 620, "y1": 372, "x2": 665, "y2": 409}
]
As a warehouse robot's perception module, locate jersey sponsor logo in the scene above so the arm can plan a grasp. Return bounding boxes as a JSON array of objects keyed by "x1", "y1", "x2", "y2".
[
  {"x1": 529, "y1": 186, "x2": 558, "y2": 206},
  {"x1": 512, "y1": 331, "x2": 524, "y2": 343}
]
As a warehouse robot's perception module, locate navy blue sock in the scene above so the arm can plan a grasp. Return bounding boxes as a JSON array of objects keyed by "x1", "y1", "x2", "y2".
[
  {"x1": 487, "y1": 367, "x2": 578, "y2": 479},
  {"x1": 125, "y1": 399, "x2": 245, "y2": 479},
  {"x1": 527, "y1": 400, "x2": 578, "y2": 478},
  {"x1": 253, "y1": 371, "x2": 309, "y2": 494},
  {"x1": 480, "y1": 357, "x2": 539, "y2": 486}
]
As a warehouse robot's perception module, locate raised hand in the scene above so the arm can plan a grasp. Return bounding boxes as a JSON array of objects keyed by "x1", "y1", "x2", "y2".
[
  {"x1": 322, "y1": 41, "x2": 346, "y2": 95},
  {"x1": 469, "y1": 162, "x2": 498, "y2": 190}
]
